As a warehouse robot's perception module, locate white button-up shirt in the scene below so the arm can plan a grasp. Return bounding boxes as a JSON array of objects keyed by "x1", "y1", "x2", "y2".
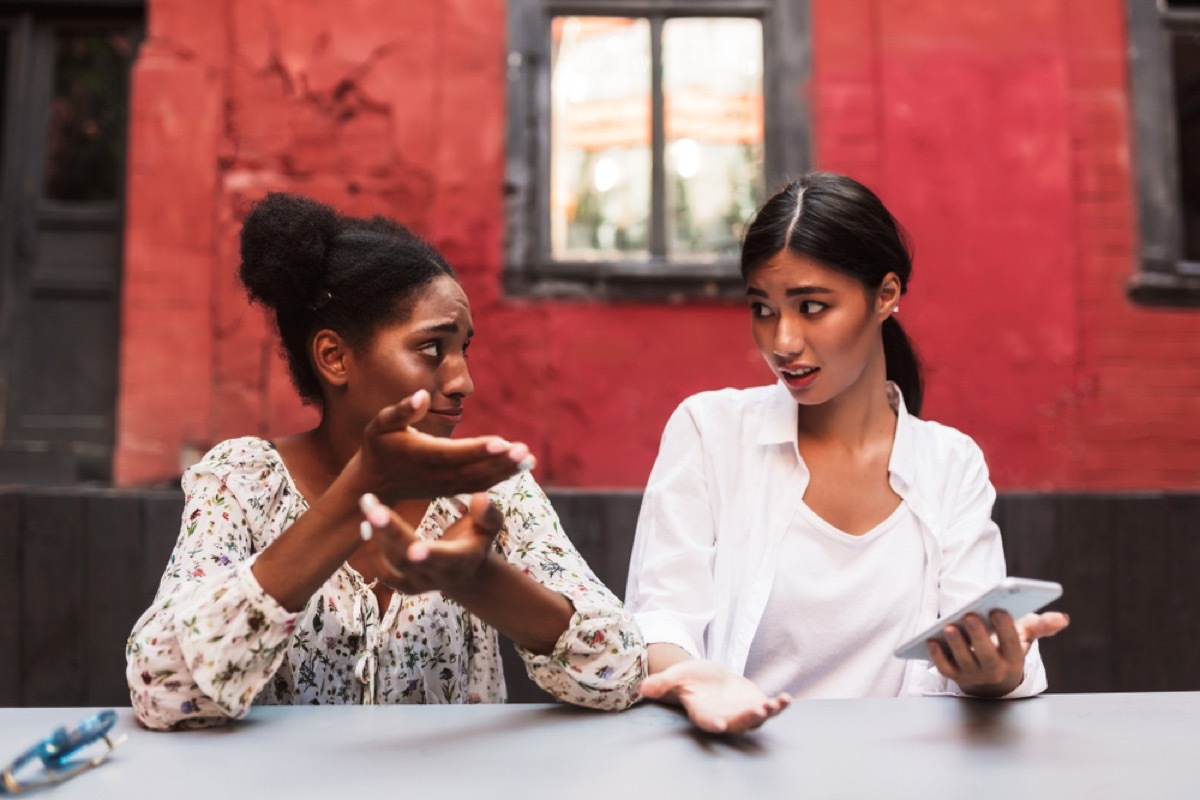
[{"x1": 626, "y1": 382, "x2": 1046, "y2": 697}]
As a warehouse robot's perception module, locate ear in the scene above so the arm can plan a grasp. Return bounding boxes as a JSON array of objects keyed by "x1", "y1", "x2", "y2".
[
  {"x1": 311, "y1": 329, "x2": 352, "y2": 389},
  {"x1": 877, "y1": 272, "x2": 902, "y2": 318}
]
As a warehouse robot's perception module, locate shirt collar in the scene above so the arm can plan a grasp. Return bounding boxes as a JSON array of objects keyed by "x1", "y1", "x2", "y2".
[
  {"x1": 886, "y1": 382, "x2": 917, "y2": 489},
  {"x1": 755, "y1": 380, "x2": 918, "y2": 487},
  {"x1": 755, "y1": 381, "x2": 800, "y2": 446}
]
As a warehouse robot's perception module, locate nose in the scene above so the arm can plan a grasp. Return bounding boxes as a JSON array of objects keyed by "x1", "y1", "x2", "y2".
[
  {"x1": 773, "y1": 312, "x2": 805, "y2": 359},
  {"x1": 443, "y1": 352, "x2": 474, "y2": 400}
]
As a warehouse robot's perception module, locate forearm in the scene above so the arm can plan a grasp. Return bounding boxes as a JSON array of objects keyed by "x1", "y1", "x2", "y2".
[
  {"x1": 649, "y1": 642, "x2": 694, "y2": 673},
  {"x1": 448, "y1": 552, "x2": 575, "y2": 654},
  {"x1": 251, "y1": 452, "x2": 373, "y2": 612}
]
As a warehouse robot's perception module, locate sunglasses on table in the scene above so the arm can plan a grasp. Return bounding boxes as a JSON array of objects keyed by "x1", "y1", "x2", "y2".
[{"x1": 1, "y1": 710, "x2": 126, "y2": 794}]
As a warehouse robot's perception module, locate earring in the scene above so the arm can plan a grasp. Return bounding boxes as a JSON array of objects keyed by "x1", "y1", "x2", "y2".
[{"x1": 892, "y1": 306, "x2": 900, "y2": 314}]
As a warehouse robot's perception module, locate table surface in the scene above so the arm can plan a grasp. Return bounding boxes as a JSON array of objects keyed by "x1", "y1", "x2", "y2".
[{"x1": 2, "y1": 693, "x2": 1198, "y2": 799}]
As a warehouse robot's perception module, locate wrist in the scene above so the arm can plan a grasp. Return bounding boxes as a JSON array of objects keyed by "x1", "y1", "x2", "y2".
[
  {"x1": 304, "y1": 453, "x2": 373, "y2": 535},
  {"x1": 444, "y1": 550, "x2": 505, "y2": 605},
  {"x1": 962, "y1": 671, "x2": 1023, "y2": 698},
  {"x1": 336, "y1": 450, "x2": 378, "y2": 500}
]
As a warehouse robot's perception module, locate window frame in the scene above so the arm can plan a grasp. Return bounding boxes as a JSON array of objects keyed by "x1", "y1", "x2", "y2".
[
  {"x1": 505, "y1": 0, "x2": 812, "y2": 300},
  {"x1": 1126, "y1": 0, "x2": 1200, "y2": 305}
]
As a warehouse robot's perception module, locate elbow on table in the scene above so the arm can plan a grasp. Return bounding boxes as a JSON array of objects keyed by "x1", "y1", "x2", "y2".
[
  {"x1": 126, "y1": 663, "x2": 249, "y2": 731},
  {"x1": 526, "y1": 647, "x2": 648, "y2": 712}
]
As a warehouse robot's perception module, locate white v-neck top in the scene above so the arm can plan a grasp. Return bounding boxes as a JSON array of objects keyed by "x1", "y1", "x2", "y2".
[
  {"x1": 626, "y1": 381, "x2": 1048, "y2": 698},
  {"x1": 743, "y1": 501, "x2": 925, "y2": 698}
]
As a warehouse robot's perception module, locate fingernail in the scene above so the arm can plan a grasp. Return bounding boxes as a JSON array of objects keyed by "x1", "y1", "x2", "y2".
[
  {"x1": 409, "y1": 389, "x2": 429, "y2": 407},
  {"x1": 359, "y1": 520, "x2": 373, "y2": 541},
  {"x1": 485, "y1": 438, "x2": 511, "y2": 454},
  {"x1": 507, "y1": 443, "x2": 530, "y2": 462},
  {"x1": 517, "y1": 456, "x2": 536, "y2": 472},
  {"x1": 1062, "y1": 613, "x2": 1071, "y2": 624},
  {"x1": 358, "y1": 493, "x2": 390, "y2": 528}
]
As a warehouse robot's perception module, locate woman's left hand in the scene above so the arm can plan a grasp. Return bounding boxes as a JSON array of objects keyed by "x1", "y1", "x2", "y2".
[
  {"x1": 360, "y1": 493, "x2": 505, "y2": 595},
  {"x1": 927, "y1": 610, "x2": 1070, "y2": 697}
]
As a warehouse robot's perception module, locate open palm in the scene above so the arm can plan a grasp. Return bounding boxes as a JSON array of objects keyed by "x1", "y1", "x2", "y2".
[{"x1": 641, "y1": 659, "x2": 790, "y2": 735}]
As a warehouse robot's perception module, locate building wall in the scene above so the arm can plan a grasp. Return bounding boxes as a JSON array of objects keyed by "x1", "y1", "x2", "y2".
[{"x1": 116, "y1": 0, "x2": 1200, "y2": 490}]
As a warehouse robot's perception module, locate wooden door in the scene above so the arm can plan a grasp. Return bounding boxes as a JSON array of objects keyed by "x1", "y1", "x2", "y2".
[{"x1": 0, "y1": 5, "x2": 142, "y2": 484}]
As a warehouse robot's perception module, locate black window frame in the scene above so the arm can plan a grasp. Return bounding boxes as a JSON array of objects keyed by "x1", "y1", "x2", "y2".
[
  {"x1": 1127, "y1": 0, "x2": 1200, "y2": 305},
  {"x1": 505, "y1": 0, "x2": 812, "y2": 300}
]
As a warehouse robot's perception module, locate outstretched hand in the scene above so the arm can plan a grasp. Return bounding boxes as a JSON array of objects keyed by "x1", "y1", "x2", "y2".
[
  {"x1": 927, "y1": 610, "x2": 1070, "y2": 697},
  {"x1": 359, "y1": 390, "x2": 534, "y2": 502},
  {"x1": 359, "y1": 492, "x2": 505, "y2": 596},
  {"x1": 640, "y1": 659, "x2": 791, "y2": 735}
]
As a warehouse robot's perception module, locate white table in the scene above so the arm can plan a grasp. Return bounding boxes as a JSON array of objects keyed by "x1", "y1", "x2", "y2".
[{"x1": 2, "y1": 693, "x2": 1197, "y2": 799}]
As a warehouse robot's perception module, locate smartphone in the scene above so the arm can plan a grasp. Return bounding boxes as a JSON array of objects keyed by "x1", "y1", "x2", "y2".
[{"x1": 893, "y1": 577, "x2": 1063, "y2": 660}]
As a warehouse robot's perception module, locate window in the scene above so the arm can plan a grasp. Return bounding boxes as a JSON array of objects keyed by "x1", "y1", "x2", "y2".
[
  {"x1": 1127, "y1": 0, "x2": 1200, "y2": 304},
  {"x1": 506, "y1": 0, "x2": 811, "y2": 299}
]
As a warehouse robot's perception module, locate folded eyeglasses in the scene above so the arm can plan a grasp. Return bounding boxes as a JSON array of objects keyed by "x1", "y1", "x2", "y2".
[{"x1": 2, "y1": 710, "x2": 126, "y2": 794}]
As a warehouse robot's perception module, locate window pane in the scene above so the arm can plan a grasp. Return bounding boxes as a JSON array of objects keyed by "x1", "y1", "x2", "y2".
[
  {"x1": 44, "y1": 29, "x2": 136, "y2": 203},
  {"x1": 1173, "y1": 28, "x2": 1200, "y2": 261},
  {"x1": 663, "y1": 18, "x2": 764, "y2": 260},
  {"x1": 551, "y1": 17, "x2": 651, "y2": 260}
]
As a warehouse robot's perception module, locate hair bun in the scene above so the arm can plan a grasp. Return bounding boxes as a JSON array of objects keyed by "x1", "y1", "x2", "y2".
[{"x1": 238, "y1": 192, "x2": 340, "y2": 312}]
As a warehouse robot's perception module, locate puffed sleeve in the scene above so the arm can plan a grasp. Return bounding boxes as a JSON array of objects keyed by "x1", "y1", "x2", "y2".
[
  {"x1": 912, "y1": 437, "x2": 1048, "y2": 698},
  {"x1": 126, "y1": 439, "x2": 305, "y2": 729},
  {"x1": 491, "y1": 471, "x2": 647, "y2": 711},
  {"x1": 624, "y1": 400, "x2": 719, "y2": 659}
]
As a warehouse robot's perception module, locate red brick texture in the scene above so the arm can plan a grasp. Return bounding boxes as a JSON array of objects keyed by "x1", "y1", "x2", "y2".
[{"x1": 116, "y1": 0, "x2": 1200, "y2": 490}]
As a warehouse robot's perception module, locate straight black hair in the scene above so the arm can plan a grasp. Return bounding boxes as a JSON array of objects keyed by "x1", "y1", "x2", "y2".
[{"x1": 740, "y1": 172, "x2": 924, "y2": 416}]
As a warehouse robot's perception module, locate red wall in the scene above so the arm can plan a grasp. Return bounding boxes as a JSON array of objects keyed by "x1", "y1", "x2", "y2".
[{"x1": 116, "y1": 0, "x2": 1200, "y2": 490}]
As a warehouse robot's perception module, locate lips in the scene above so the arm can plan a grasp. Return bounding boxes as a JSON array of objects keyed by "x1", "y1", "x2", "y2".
[
  {"x1": 428, "y1": 408, "x2": 464, "y2": 424},
  {"x1": 779, "y1": 365, "x2": 819, "y2": 389}
]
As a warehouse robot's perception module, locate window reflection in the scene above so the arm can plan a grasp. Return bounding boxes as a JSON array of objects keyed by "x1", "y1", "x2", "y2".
[
  {"x1": 551, "y1": 17, "x2": 651, "y2": 259},
  {"x1": 44, "y1": 30, "x2": 135, "y2": 203},
  {"x1": 663, "y1": 18, "x2": 764, "y2": 259},
  {"x1": 549, "y1": 15, "x2": 764, "y2": 262}
]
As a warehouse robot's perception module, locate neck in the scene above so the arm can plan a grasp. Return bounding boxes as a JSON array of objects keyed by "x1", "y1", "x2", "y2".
[
  {"x1": 305, "y1": 409, "x2": 370, "y2": 491},
  {"x1": 795, "y1": 347, "x2": 895, "y2": 451}
]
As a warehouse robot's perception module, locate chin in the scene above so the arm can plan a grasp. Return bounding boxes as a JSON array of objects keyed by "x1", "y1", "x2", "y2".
[{"x1": 414, "y1": 420, "x2": 457, "y2": 438}]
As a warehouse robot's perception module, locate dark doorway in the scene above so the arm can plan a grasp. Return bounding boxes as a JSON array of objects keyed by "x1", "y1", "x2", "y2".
[{"x1": 0, "y1": 4, "x2": 143, "y2": 484}]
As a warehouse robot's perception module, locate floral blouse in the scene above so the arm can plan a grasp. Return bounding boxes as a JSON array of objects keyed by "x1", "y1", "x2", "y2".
[{"x1": 127, "y1": 437, "x2": 645, "y2": 730}]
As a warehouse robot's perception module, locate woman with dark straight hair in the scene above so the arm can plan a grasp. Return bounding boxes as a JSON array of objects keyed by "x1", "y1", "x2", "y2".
[{"x1": 626, "y1": 172, "x2": 1069, "y2": 734}]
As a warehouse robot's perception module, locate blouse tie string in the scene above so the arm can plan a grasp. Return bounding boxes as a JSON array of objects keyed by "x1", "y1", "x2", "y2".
[{"x1": 352, "y1": 580, "x2": 380, "y2": 705}]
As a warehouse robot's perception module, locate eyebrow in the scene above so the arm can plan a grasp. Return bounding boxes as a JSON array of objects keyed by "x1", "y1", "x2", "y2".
[
  {"x1": 745, "y1": 286, "x2": 835, "y2": 298},
  {"x1": 416, "y1": 322, "x2": 474, "y2": 337}
]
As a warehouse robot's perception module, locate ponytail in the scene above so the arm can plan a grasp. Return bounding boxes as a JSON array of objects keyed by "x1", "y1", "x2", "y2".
[{"x1": 882, "y1": 316, "x2": 923, "y2": 417}]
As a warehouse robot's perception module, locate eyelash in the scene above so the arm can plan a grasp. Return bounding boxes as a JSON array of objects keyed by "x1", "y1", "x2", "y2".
[
  {"x1": 417, "y1": 341, "x2": 471, "y2": 359},
  {"x1": 799, "y1": 300, "x2": 827, "y2": 315},
  {"x1": 749, "y1": 301, "x2": 827, "y2": 317}
]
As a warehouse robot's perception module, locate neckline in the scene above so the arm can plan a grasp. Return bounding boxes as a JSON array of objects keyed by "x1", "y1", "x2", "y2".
[{"x1": 795, "y1": 499, "x2": 909, "y2": 545}]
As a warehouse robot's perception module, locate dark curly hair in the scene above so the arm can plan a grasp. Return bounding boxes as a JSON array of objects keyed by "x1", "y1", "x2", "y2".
[
  {"x1": 741, "y1": 172, "x2": 924, "y2": 416},
  {"x1": 238, "y1": 192, "x2": 456, "y2": 405}
]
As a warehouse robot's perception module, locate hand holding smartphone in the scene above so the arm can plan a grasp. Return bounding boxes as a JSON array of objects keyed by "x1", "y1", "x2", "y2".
[{"x1": 893, "y1": 577, "x2": 1063, "y2": 660}]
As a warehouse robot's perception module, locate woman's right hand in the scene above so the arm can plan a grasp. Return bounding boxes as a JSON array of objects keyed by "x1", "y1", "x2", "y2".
[
  {"x1": 357, "y1": 390, "x2": 534, "y2": 502},
  {"x1": 640, "y1": 659, "x2": 791, "y2": 735}
]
